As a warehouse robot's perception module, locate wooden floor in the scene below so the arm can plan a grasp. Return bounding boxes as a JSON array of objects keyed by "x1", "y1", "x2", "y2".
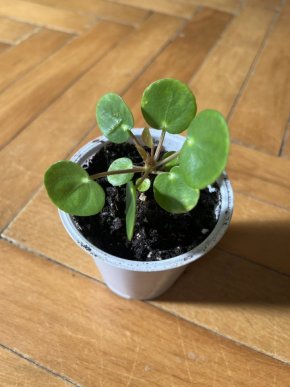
[{"x1": 0, "y1": 0, "x2": 290, "y2": 385}]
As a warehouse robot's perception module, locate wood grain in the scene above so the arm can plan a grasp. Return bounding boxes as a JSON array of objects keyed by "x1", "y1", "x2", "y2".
[
  {"x1": 282, "y1": 120, "x2": 290, "y2": 158},
  {"x1": 108, "y1": 0, "x2": 196, "y2": 18},
  {"x1": 153, "y1": 248, "x2": 290, "y2": 363},
  {"x1": 219, "y1": 192, "x2": 290, "y2": 275},
  {"x1": 229, "y1": 5, "x2": 290, "y2": 154},
  {"x1": 0, "y1": 28, "x2": 71, "y2": 93},
  {"x1": 123, "y1": 7, "x2": 232, "y2": 126},
  {"x1": 0, "y1": 21, "x2": 131, "y2": 148},
  {"x1": 0, "y1": 42, "x2": 9, "y2": 53},
  {"x1": 0, "y1": 17, "x2": 36, "y2": 44},
  {"x1": 1, "y1": 240, "x2": 289, "y2": 386},
  {"x1": 0, "y1": 0, "x2": 96, "y2": 33},
  {"x1": 189, "y1": 5, "x2": 274, "y2": 116},
  {"x1": 228, "y1": 143, "x2": 290, "y2": 210},
  {"x1": 187, "y1": 0, "x2": 241, "y2": 14},
  {"x1": 0, "y1": 347, "x2": 68, "y2": 386},
  {"x1": 22, "y1": 0, "x2": 149, "y2": 26},
  {"x1": 0, "y1": 14, "x2": 182, "y2": 231}
]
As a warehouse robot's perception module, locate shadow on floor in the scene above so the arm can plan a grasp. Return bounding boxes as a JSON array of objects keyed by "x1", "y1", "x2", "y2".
[{"x1": 159, "y1": 221, "x2": 290, "y2": 305}]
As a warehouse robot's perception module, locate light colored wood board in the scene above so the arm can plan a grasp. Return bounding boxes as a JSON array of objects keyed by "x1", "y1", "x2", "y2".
[
  {"x1": 123, "y1": 7, "x2": 232, "y2": 127},
  {"x1": 0, "y1": 13, "x2": 182, "y2": 231},
  {"x1": 108, "y1": 0, "x2": 196, "y2": 18},
  {"x1": 281, "y1": 120, "x2": 290, "y2": 158},
  {"x1": 185, "y1": 0, "x2": 241, "y2": 14},
  {"x1": 245, "y1": 0, "x2": 283, "y2": 10},
  {"x1": 0, "y1": 28, "x2": 71, "y2": 93},
  {"x1": 219, "y1": 192, "x2": 290, "y2": 275},
  {"x1": 0, "y1": 0, "x2": 96, "y2": 33},
  {"x1": 0, "y1": 17, "x2": 36, "y2": 44},
  {"x1": 189, "y1": 6, "x2": 274, "y2": 117},
  {"x1": 21, "y1": 0, "x2": 149, "y2": 27},
  {"x1": 153, "y1": 248, "x2": 290, "y2": 363},
  {"x1": 228, "y1": 143, "x2": 290, "y2": 210},
  {"x1": 0, "y1": 21, "x2": 131, "y2": 148},
  {"x1": 0, "y1": 42, "x2": 9, "y2": 53},
  {"x1": 1, "y1": 241, "x2": 290, "y2": 386},
  {"x1": 229, "y1": 6, "x2": 290, "y2": 155},
  {"x1": 3, "y1": 188, "x2": 102, "y2": 281},
  {"x1": 0, "y1": 347, "x2": 69, "y2": 386}
]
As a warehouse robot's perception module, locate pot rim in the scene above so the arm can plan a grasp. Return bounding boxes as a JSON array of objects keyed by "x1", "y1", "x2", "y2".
[{"x1": 59, "y1": 129, "x2": 234, "y2": 272}]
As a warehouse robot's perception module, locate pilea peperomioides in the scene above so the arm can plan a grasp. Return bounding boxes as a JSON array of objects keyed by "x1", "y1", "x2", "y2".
[{"x1": 44, "y1": 78, "x2": 230, "y2": 241}]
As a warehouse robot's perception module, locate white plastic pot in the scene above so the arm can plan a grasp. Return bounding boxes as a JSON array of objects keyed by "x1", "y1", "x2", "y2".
[{"x1": 59, "y1": 129, "x2": 234, "y2": 300}]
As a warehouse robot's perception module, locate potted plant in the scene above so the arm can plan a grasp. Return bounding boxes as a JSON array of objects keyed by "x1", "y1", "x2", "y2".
[{"x1": 44, "y1": 78, "x2": 233, "y2": 300}]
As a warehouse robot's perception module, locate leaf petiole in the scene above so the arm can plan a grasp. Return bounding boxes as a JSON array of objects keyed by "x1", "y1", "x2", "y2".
[
  {"x1": 90, "y1": 167, "x2": 145, "y2": 180},
  {"x1": 156, "y1": 151, "x2": 180, "y2": 168}
]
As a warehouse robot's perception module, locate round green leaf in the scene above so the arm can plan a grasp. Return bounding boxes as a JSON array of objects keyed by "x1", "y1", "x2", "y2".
[
  {"x1": 136, "y1": 177, "x2": 151, "y2": 192},
  {"x1": 180, "y1": 109, "x2": 230, "y2": 189},
  {"x1": 96, "y1": 93, "x2": 133, "y2": 143},
  {"x1": 107, "y1": 157, "x2": 134, "y2": 186},
  {"x1": 44, "y1": 161, "x2": 105, "y2": 216},
  {"x1": 126, "y1": 181, "x2": 136, "y2": 241},
  {"x1": 153, "y1": 166, "x2": 199, "y2": 214},
  {"x1": 162, "y1": 151, "x2": 180, "y2": 170},
  {"x1": 141, "y1": 78, "x2": 196, "y2": 134}
]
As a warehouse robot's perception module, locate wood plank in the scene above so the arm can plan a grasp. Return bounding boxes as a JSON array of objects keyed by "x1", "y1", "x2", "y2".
[
  {"x1": 0, "y1": 347, "x2": 69, "y2": 386},
  {"x1": 153, "y1": 248, "x2": 290, "y2": 364},
  {"x1": 0, "y1": 13, "x2": 182, "y2": 231},
  {"x1": 21, "y1": 0, "x2": 149, "y2": 27},
  {"x1": 186, "y1": 0, "x2": 241, "y2": 14},
  {"x1": 1, "y1": 240, "x2": 290, "y2": 385},
  {"x1": 0, "y1": 42, "x2": 9, "y2": 53},
  {"x1": 108, "y1": 0, "x2": 196, "y2": 19},
  {"x1": 0, "y1": 0, "x2": 96, "y2": 34},
  {"x1": 123, "y1": 7, "x2": 232, "y2": 127},
  {"x1": 0, "y1": 17, "x2": 36, "y2": 44},
  {"x1": 281, "y1": 120, "x2": 290, "y2": 158},
  {"x1": 189, "y1": 6, "x2": 274, "y2": 117},
  {"x1": 0, "y1": 28, "x2": 71, "y2": 93},
  {"x1": 245, "y1": 0, "x2": 283, "y2": 10},
  {"x1": 0, "y1": 21, "x2": 131, "y2": 149},
  {"x1": 229, "y1": 5, "x2": 290, "y2": 154},
  {"x1": 219, "y1": 192, "x2": 290, "y2": 275},
  {"x1": 228, "y1": 143, "x2": 290, "y2": 210}
]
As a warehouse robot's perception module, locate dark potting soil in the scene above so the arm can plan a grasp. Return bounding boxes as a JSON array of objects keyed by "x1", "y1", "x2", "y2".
[{"x1": 73, "y1": 142, "x2": 221, "y2": 261}]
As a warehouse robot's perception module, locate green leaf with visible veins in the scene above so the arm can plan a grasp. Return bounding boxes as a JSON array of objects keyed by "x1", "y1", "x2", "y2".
[
  {"x1": 180, "y1": 109, "x2": 230, "y2": 189},
  {"x1": 126, "y1": 181, "x2": 136, "y2": 241},
  {"x1": 107, "y1": 157, "x2": 134, "y2": 186},
  {"x1": 153, "y1": 166, "x2": 199, "y2": 214},
  {"x1": 44, "y1": 161, "x2": 105, "y2": 216},
  {"x1": 141, "y1": 78, "x2": 196, "y2": 134},
  {"x1": 96, "y1": 93, "x2": 133, "y2": 143}
]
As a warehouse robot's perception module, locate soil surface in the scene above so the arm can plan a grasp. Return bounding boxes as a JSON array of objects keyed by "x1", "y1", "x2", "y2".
[{"x1": 73, "y1": 142, "x2": 220, "y2": 261}]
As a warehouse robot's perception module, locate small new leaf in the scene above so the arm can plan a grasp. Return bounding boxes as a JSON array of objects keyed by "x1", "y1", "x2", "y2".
[
  {"x1": 136, "y1": 177, "x2": 151, "y2": 192},
  {"x1": 96, "y1": 93, "x2": 133, "y2": 143},
  {"x1": 44, "y1": 161, "x2": 105, "y2": 216},
  {"x1": 141, "y1": 127, "x2": 153, "y2": 148},
  {"x1": 153, "y1": 166, "x2": 199, "y2": 214},
  {"x1": 141, "y1": 78, "x2": 196, "y2": 134},
  {"x1": 107, "y1": 157, "x2": 134, "y2": 186},
  {"x1": 126, "y1": 181, "x2": 136, "y2": 241}
]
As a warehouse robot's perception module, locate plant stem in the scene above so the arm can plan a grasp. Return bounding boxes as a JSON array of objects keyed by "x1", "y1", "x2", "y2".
[
  {"x1": 90, "y1": 167, "x2": 145, "y2": 180},
  {"x1": 129, "y1": 131, "x2": 148, "y2": 162},
  {"x1": 154, "y1": 129, "x2": 166, "y2": 161},
  {"x1": 155, "y1": 151, "x2": 180, "y2": 168}
]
